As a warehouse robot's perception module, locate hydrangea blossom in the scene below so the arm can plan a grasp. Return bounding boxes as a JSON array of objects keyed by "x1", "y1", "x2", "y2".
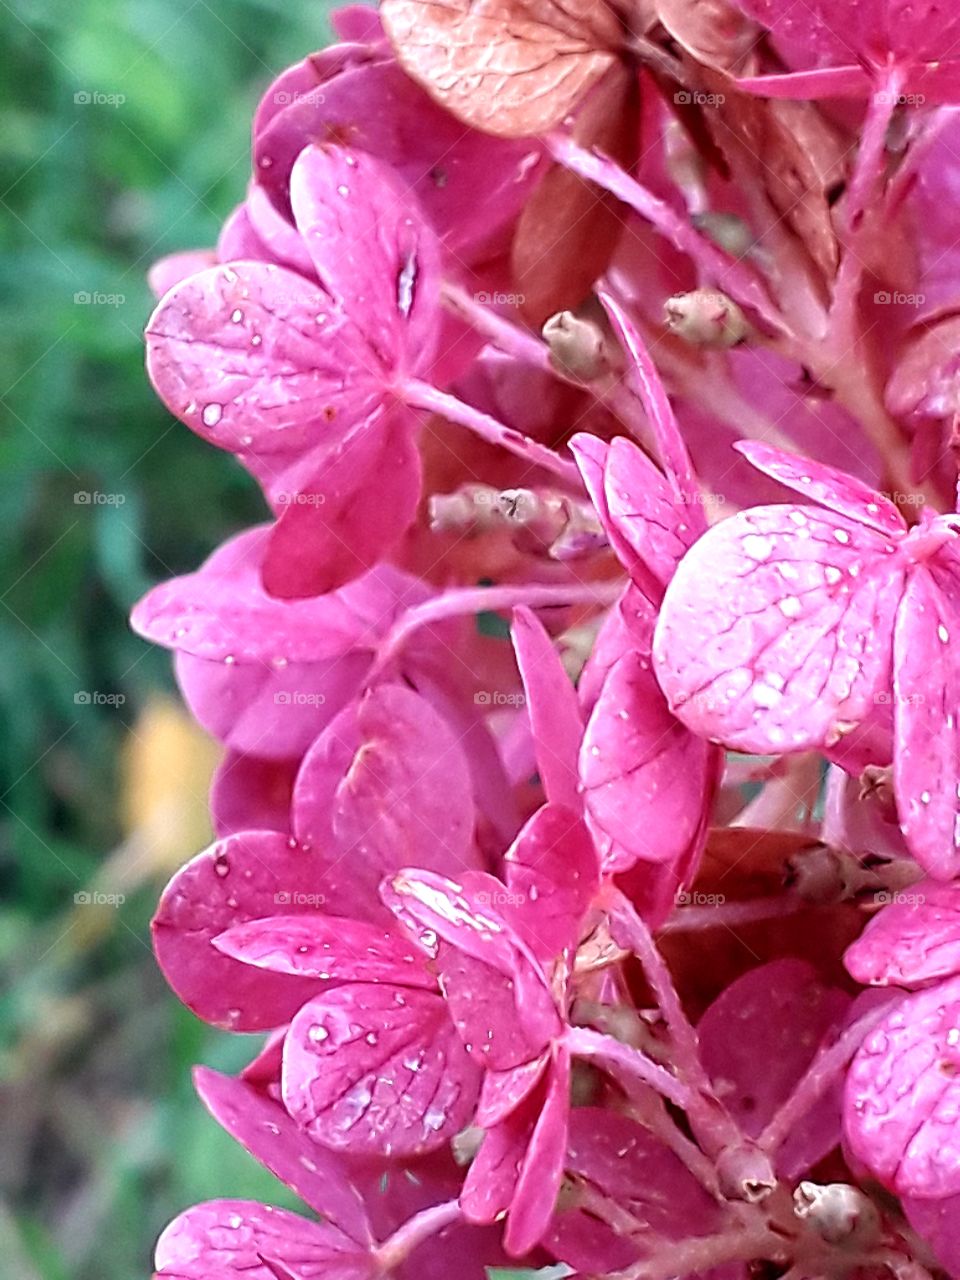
[{"x1": 135, "y1": 2, "x2": 960, "y2": 1277}]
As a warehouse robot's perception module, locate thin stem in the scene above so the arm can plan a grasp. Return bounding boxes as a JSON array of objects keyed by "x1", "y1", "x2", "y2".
[
  {"x1": 563, "y1": 1024, "x2": 692, "y2": 1110},
  {"x1": 758, "y1": 1001, "x2": 892, "y2": 1154},
  {"x1": 609, "y1": 1225, "x2": 782, "y2": 1280},
  {"x1": 441, "y1": 282, "x2": 553, "y2": 371},
  {"x1": 371, "y1": 580, "x2": 620, "y2": 681},
  {"x1": 402, "y1": 378, "x2": 582, "y2": 486},
  {"x1": 375, "y1": 1200, "x2": 462, "y2": 1270},
  {"x1": 547, "y1": 132, "x2": 790, "y2": 337}
]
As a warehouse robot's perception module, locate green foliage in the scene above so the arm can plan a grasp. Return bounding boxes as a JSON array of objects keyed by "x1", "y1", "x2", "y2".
[{"x1": 0, "y1": 0, "x2": 335, "y2": 1275}]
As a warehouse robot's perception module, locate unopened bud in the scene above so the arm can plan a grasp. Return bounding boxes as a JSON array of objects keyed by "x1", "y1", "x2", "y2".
[
  {"x1": 543, "y1": 310, "x2": 609, "y2": 382},
  {"x1": 716, "y1": 1142, "x2": 776, "y2": 1202},
  {"x1": 859, "y1": 764, "x2": 896, "y2": 815},
  {"x1": 786, "y1": 843, "x2": 865, "y2": 904},
  {"x1": 793, "y1": 1181, "x2": 881, "y2": 1249},
  {"x1": 665, "y1": 289, "x2": 749, "y2": 349}
]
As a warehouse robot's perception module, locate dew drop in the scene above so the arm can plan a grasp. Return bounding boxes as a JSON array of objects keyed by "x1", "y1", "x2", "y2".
[
  {"x1": 230, "y1": 308, "x2": 243, "y2": 323},
  {"x1": 309, "y1": 1024, "x2": 329, "y2": 1043},
  {"x1": 202, "y1": 403, "x2": 223, "y2": 427}
]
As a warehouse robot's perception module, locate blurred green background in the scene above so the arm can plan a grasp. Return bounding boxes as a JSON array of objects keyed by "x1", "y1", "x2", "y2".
[{"x1": 0, "y1": 0, "x2": 337, "y2": 1274}]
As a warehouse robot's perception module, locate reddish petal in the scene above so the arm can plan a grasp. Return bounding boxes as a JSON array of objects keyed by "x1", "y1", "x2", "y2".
[{"x1": 510, "y1": 607, "x2": 583, "y2": 811}]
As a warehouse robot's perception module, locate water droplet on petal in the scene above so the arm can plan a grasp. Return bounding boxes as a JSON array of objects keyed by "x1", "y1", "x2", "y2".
[{"x1": 202, "y1": 403, "x2": 223, "y2": 427}]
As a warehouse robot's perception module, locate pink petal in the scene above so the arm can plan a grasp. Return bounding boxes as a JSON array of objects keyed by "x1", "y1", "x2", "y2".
[
  {"x1": 132, "y1": 527, "x2": 426, "y2": 664},
  {"x1": 211, "y1": 754, "x2": 297, "y2": 837},
  {"x1": 699, "y1": 958, "x2": 851, "y2": 1176},
  {"x1": 262, "y1": 416, "x2": 422, "y2": 598},
  {"x1": 214, "y1": 914, "x2": 435, "y2": 987},
  {"x1": 193, "y1": 1067, "x2": 372, "y2": 1244},
  {"x1": 846, "y1": 879, "x2": 960, "y2": 989},
  {"x1": 145, "y1": 261, "x2": 382, "y2": 495},
  {"x1": 152, "y1": 831, "x2": 325, "y2": 1031},
  {"x1": 736, "y1": 441, "x2": 905, "y2": 537},
  {"x1": 503, "y1": 804, "x2": 599, "y2": 961},
  {"x1": 653, "y1": 504, "x2": 905, "y2": 754},
  {"x1": 148, "y1": 248, "x2": 216, "y2": 298},
  {"x1": 292, "y1": 682, "x2": 481, "y2": 910},
  {"x1": 155, "y1": 1200, "x2": 371, "y2": 1280},
  {"x1": 289, "y1": 145, "x2": 440, "y2": 373},
  {"x1": 510, "y1": 606, "x2": 583, "y2": 810},
  {"x1": 282, "y1": 984, "x2": 480, "y2": 1156},
  {"x1": 844, "y1": 975, "x2": 960, "y2": 1197},
  {"x1": 903, "y1": 1191, "x2": 960, "y2": 1278},
  {"x1": 476, "y1": 1054, "x2": 550, "y2": 1127},
  {"x1": 894, "y1": 567, "x2": 960, "y2": 879},
  {"x1": 504, "y1": 1047, "x2": 571, "y2": 1256},
  {"x1": 604, "y1": 435, "x2": 699, "y2": 589},
  {"x1": 580, "y1": 649, "x2": 713, "y2": 868}
]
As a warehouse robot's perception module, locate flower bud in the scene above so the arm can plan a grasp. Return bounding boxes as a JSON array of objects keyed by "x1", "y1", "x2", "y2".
[
  {"x1": 793, "y1": 1181, "x2": 881, "y2": 1249},
  {"x1": 542, "y1": 310, "x2": 610, "y2": 381},
  {"x1": 664, "y1": 289, "x2": 749, "y2": 349},
  {"x1": 716, "y1": 1142, "x2": 776, "y2": 1202}
]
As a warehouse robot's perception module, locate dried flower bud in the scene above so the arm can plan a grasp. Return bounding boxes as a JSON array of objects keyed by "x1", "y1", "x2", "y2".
[
  {"x1": 793, "y1": 1181, "x2": 881, "y2": 1249},
  {"x1": 716, "y1": 1142, "x2": 776, "y2": 1202},
  {"x1": 785, "y1": 842, "x2": 866, "y2": 903},
  {"x1": 664, "y1": 289, "x2": 749, "y2": 349},
  {"x1": 542, "y1": 310, "x2": 610, "y2": 382}
]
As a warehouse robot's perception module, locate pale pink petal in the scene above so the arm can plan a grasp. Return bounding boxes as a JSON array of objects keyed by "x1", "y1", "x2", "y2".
[
  {"x1": 844, "y1": 975, "x2": 960, "y2": 1197},
  {"x1": 846, "y1": 879, "x2": 960, "y2": 988},
  {"x1": 510, "y1": 606, "x2": 582, "y2": 810},
  {"x1": 654, "y1": 504, "x2": 905, "y2": 754},
  {"x1": 504, "y1": 1047, "x2": 571, "y2": 1256}
]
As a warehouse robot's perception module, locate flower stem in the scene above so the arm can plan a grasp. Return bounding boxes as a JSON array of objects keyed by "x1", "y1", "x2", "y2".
[
  {"x1": 402, "y1": 378, "x2": 582, "y2": 485},
  {"x1": 375, "y1": 1200, "x2": 462, "y2": 1271}
]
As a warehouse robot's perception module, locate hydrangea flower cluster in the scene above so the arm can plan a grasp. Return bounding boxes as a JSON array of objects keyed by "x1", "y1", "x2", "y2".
[{"x1": 138, "y1": 1, "x2": 960, "y2": 1277}]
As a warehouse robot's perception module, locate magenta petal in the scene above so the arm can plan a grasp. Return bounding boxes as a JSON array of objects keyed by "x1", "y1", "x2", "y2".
[
  {"x1": 282, "y1": 984, "x2": 480, "y2": 1156},
  {"x1": 289, "y1": 145, "x2": 440, "y2": 372},
  {"x1": 145, "y1": 262, "x2": 382, "y2": 493},
  {"x1": 580, "y1": 650, "x2": 712, "y2": 868},
  {"x1": 654, "y1": 504, "x2": 905, "y2": 754},
  {"x1": 262, "y1": 417, "x2": 422, "y2": 598},
  {"x1": 735, "y1": 441, "x2": 905, "y2": 537},
  {"x1": 699, "y1": 958, "x2": 850, "y2": 1176},
  {"x1": 155, "y1": 1200, "x2": 372, "y2": 1280},
  {"x1": 903, "y1": 1192, "x2": 960, "y2": 1278},
  {"x1": 603, "y1": 435, "x2": 698, "y2": 588},
  {"x1": 132, "y1": 527, "x2": 426, "y2": 665},
  {"x1": 212, "y1": 754, "x2": 297, "y2": 837},
  {"x1": 148, "y1": 248, "x2": 217, "y2": 298},
  {"x1": 476, "y1": 1054, "x2": 550, "y2": 1128},
  {"x1": 844, "y1": 975, "x2": 960, "y2": 1197},
  {"x1": 503, "y1": 804, "x2": 599, "y2": 961},
  {"x1": 504, "y1": 1048, "x2": 570, "y2": 1256},
  {"x1": 510, "y1": 607, "x2": 582, "y2": 811},
  {"x1": 152, "y1": 831, "x2": 325, "y2": 1031},
  {"x1": 846, "y1": 879, "x2": 960, "y2": 989},
  {"x1": 292, "y1": 682, "x2": 480, "y2": 903},
  {"x1": 193, "y1": 1067, "x2": 372, "y2": 1244},
  {"x1": 214, "y1": 914, "x2": 435, "y2": 987},
  {"x1": 893, "y1": 568, "x2": 960, "y2": 880}
]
